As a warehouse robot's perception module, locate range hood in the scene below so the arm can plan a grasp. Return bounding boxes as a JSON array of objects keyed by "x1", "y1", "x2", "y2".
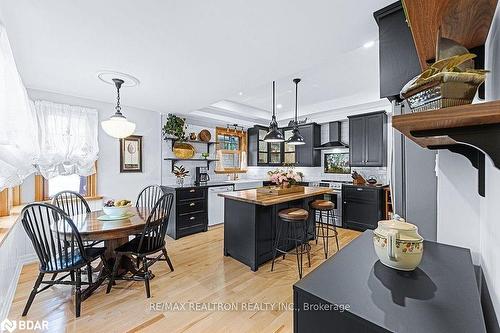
[{"x1": 314, "y1": 121, "x2": 349, "y2": 149}]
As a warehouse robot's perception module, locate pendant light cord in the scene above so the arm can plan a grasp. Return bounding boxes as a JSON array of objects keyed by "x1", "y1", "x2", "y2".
[
  {"x1": 113, "y1": 78, "x2": 124, "y2": 115},
  {"x1": 272, "y1": 81, "x2": 276, "y2": 121},
  {"x1": 293, "y1": 78, "x2": 301, "y2": 127}
]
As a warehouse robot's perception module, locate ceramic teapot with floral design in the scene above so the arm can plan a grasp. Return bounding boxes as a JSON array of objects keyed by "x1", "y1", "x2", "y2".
[{"x1": 373, "y1": 216, "x2": 424, "y2": 271}]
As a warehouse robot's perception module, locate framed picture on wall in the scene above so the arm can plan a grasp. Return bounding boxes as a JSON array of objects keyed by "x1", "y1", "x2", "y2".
[
  {"x1": 324, "y1": 152, "x2": 350, "y2": 174},
  {"x1": 120, "y1": 135, "x2": 143, "y2": 173}
]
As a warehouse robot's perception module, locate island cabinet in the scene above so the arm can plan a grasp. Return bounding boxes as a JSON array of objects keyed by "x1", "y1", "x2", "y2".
[
  {"x1": 293, "y1": 231, "x2": 486, "y2": 333},
  {"x1": 219, "y1": 187, "x2": 332, "y2": 271},
  {"x1": 348, "y1": 111, "x2": 387, "y2": 167}
]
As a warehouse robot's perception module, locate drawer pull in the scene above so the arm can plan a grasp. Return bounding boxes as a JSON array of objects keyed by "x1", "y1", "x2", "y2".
[
  {"x1": 190, "y1": 216, "x2": 196, "y2": 220},
  {"x1": 189, "y1": 203, "x2": 195, "y2": 207},
  {"x1": 189, "y1": 189, "x2": 196, "y2": 193}
]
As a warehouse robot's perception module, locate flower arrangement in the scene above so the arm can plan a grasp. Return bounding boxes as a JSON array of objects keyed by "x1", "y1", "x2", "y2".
[
  {"x1": 267, "y1": 168, "x2": 304, "y2": 188},
  {"x1": 173, "y1": 165, "x2": 189, "y2": 185}
]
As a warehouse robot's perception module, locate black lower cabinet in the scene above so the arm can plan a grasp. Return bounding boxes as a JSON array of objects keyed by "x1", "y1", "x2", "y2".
[
  {"x1": 293, "y1": 231, "x2": 486, "y2": 333},
  {"x1": 165, "y1": 187, "x2": 208, "y2": 239},
  {"x1": 342, "y1": 185, "x2": 384, "y2": 231}
]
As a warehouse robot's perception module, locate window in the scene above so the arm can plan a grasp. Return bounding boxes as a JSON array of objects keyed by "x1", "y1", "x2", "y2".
[
  {"x1": 215, "y1": 127, "x2": 247, "y2": 173},
  {"x1": 0, "y1": 186, "x2": 20, "y2": 217},
  {"x1": 35, "y1": 167, "x2": 97, "y2": 201}
]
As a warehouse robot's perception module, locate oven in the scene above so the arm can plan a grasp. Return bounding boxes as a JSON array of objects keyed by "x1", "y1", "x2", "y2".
[{"x1": 318, "y1": 180, "x2": 347, "y2": 227}]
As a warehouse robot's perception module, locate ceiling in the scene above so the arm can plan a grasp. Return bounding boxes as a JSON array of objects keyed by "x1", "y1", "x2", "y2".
[{"x1": 0, "y1": 0, "x2": 393, "y2": 125}]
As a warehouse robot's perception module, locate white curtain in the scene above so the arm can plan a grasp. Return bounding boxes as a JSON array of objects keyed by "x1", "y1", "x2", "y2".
[
  {"x1": 0, "y1": 24, "x2": 38, "y2": 190},
  {"x1": 34, "y1": 100, "x2": 99, "y2": 179}
]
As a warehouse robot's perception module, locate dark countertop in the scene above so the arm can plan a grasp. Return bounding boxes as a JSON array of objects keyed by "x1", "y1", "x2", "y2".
[
  {"x1": 163, "y1": 182, "x2": 232, "y2": 190},
  {"x1": 294, "y1": 231, "x2": 486, "y2": 333}
]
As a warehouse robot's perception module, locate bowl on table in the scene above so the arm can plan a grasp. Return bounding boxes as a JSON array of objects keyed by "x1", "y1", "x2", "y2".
[{"x1": 102, "y1": 204, "x2": 131, "y2": 218}]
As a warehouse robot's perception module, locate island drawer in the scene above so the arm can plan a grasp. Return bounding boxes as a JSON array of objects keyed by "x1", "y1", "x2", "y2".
[
  {"x1": 177, "y1": 212, "x2": 207, "y2": 227},
  {"x1": 177, "y1": 188, "x2": 206, "y2": 201},
  {"x1": 177, "y1": 200, "x2": 206, "y2": 215}
]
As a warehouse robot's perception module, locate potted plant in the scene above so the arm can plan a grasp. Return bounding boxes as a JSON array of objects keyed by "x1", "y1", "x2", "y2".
[
  {"x1": 162, "y1": 113, "x2": 187, "y2": 141},
  {"x1": 267, "y1": 168, "x2": 304, "y2": 188},
  {"x1": 173, "y1": 165, "x2": 189, "y2": 186}
]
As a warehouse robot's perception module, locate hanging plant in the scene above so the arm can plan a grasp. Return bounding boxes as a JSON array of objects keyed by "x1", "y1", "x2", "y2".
[{"x1": 162, "y1": 113, "x2": 187, "y2": 141}]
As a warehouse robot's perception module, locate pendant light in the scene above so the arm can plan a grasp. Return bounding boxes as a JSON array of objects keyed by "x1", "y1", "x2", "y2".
[
  {"x1": 101, "y1": 78, "x2": 136, "y2": 138},
  {"x1": 264, "y1": 81, "x2": 285, "y2": 142},
  {"x1": 287, "y1": 78, "x2": 305, "y2": 145}
]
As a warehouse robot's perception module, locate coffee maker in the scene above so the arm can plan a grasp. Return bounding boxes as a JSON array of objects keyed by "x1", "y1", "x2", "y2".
[{"x1": 195, "y1": 166, "x2": 210, "y2": 184}]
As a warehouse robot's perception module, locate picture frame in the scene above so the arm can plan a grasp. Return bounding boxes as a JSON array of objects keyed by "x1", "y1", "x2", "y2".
[
  {"x1": 120, "y1": 135, "x2": 143, "y2": 173},
  {"x1": 324, "y1": 152, "x2": 350, "y2": 174}
]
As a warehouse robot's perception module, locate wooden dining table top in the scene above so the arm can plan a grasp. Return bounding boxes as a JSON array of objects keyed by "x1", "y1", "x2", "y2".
[{"x1": 67, "y1": 207, "x2": 152, "y2": 240}]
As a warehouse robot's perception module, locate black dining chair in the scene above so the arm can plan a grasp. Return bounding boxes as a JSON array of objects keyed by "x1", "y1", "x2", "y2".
[
  {"x1": 135, "y1": 185, "x2": 167, "y2": 210},
  {"x1": 20, "y1": 203, "x2": 108, "y2": 317},
  {"x1": 52, "y1": 190, "x2": 101, "y2": 247},
  {"x1": 106, "y1": 193, "x2": 174, "y2": 298}
]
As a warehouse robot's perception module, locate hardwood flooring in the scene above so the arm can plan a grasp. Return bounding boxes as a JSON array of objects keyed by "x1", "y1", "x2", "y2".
[{"x1": 8, "y1": 226, "x2": 361, "y2": 333}]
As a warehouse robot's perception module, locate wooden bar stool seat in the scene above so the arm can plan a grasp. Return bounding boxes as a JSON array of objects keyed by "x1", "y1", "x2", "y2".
[
  {"x1": 278, "y1": 208, "x2": 309, "y2": 221},
  {"x1": 310, "y1": 200, "x2": 335, "y2": 211}
]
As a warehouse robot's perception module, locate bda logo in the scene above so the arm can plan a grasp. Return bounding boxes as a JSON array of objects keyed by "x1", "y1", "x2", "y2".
[{"x1": 0, "y1": 318, "x2": 16, "y2": 333}]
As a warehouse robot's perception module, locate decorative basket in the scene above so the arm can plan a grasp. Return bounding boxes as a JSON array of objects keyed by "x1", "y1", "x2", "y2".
[
  {"x1": 256, "y1": 185, "x2": 304, "y2": 196},
  {"x1": 173, "y1": 142, "x2": 195, "y2": 158},
  {"x1": 401, "y1": 72, "x2": 485, "y2": 113}
]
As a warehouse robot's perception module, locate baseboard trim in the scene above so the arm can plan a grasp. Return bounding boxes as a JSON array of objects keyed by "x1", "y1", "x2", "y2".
[{"x1": 0, "y1": 254, "x2": 37, "y2": 322}]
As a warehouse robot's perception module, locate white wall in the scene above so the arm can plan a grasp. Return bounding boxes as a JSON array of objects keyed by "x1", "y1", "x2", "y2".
[
  {"x1": 22, "y1": 89, "x2": 162, "y2": 202},
  {"x1": 436, "y1": 3, "x2": 500, "y2": 321}
]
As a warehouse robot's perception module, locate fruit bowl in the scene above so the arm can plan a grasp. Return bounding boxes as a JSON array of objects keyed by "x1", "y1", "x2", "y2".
[{"x1": 103, "y1": 205, "x2": 131, "y2": 218}]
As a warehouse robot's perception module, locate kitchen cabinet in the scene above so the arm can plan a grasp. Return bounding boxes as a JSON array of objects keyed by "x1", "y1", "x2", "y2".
[
  {"x1": 247, "y1": 123, "x2": 320, "y2": 167},
  {"x1": 348, "y1": 111, "x2": 387, "y2": 167},
  {"x1": 373, "y1": 2, "x2": 421, "y2": 101},
  {"x1": 342, "y1": 184, "x2": 384, "y2": 231}
]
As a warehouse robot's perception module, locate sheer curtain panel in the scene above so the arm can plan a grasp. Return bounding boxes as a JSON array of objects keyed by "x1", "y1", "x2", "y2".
[
  {"x1": 0, "y1": 24, "x2": 38, "y2": 191},
  {"x1": 34, "y1": 100, "x2": 99, "y2": 179}
]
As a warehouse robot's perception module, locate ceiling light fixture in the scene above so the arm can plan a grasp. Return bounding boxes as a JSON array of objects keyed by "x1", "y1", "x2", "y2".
[
  {"x1": 287, "y1": 78, "x2": 305, "y2": 145},
  {"x1": 277, "y1": 104, "x2": 283, "y2": 109},
  {"x1": 264, "y1": 81, "x2": 284, "y2": 143},
  {"x1": 101, "y1": 78, "x2": 136, "y2": 139},
  {"x1": 363, "y1": 40, "x2": 375, "y2": 48},
  {"x1": 238, "y1": 91, "x2": 244, "y2": 96}
]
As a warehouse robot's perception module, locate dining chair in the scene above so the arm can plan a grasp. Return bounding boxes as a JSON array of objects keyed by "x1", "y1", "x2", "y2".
[
  {"x1": 52, "y1": 190, "x2": 101, "y2": 247},
  {"x1": 135, "y1": 185, "x2": 167, "y2": 210},
  {"x1": 20, "y1": 203, "x2": 108, "y2": 317},
  {"x1": 107, "y1": 192, "x2": 174, "y2": 298}
]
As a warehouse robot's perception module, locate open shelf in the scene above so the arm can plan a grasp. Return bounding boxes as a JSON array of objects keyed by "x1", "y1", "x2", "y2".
[
  {"x1": 164, "y1": 157, "x2": 219, "y2": 172},
  {"x1": 164, "y1": 138, "x2": 218, "y2": 145},
  {"x1": 393, "y1": 100, "x2": 500, "y2": 196},
  {"x1": 402, "y1": 0, "x2": 498, "y2": 69}
]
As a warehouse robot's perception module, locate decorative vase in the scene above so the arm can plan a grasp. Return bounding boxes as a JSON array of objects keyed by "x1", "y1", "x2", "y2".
[
  {"x1": 173, "y1": 142, "x2": 195, "y2": 159},
  {"x1": 176, "y1": 177, "x2": 184, "y2": 186}
]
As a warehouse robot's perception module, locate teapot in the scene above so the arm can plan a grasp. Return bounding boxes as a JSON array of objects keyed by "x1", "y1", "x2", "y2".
[{"x1": 373, "y1": 216, "x2": 424, "y2": 271}]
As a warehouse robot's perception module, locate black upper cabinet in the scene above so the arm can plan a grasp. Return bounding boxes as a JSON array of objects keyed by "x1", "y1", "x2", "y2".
[
  {"x1": 374, "y1": 1, "x2": 421, "y2": 101},
  {"x1": 295, "y1": 123, "x2": 321, "y2": 167},
  {"x1": 247, "y1": 123, "x2": 320, "y2": 167},
  {"x1": 348, "y1": 111, "x2": 387, "y2": 167}
]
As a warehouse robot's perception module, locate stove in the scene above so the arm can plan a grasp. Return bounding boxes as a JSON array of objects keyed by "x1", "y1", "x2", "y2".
[
  {"x1": 316, "y1": 180, "x2": 352, "y2": 227},
  {"x1": 319, "y1": 180, "x2": 352, "y2": 190}
]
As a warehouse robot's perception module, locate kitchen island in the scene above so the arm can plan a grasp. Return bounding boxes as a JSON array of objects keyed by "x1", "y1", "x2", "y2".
[{"x1": 219, "y1": 187, "x2": 332, "y2": 271}]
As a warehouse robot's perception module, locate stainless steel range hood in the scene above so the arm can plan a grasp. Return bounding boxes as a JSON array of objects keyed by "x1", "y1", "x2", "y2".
[{"x1": 314, "y1": 121, "x2": 348, "y2": 149}]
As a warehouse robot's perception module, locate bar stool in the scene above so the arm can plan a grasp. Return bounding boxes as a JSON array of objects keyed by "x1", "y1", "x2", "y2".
[
  {"x1": 271, "y1": 208, "x2": 311, "y2": 279},
  {"x1": 309, "y1": 199, "x2": 339, "y2": 259}
]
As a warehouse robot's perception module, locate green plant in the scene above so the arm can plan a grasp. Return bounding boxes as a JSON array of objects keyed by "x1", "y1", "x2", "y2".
[
  {"x1": 173, "y1": 165, "x2": 189, "y2": 178},
  {"x1": 162, "y1": 113, "x2": 187, "y2": 141}
]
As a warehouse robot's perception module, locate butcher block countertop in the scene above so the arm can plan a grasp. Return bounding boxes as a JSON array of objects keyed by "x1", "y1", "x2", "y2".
[{"x1": 218, "y1": 187, "x2": 333, "y2": 206}]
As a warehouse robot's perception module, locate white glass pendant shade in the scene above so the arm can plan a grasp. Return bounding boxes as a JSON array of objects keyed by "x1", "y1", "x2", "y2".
[{"x1": 101, "y1": 115, "x2": 136, "y2": 138}]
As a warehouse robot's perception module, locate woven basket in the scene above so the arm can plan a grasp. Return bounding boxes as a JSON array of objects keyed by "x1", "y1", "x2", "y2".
[{"x1": 401, "y1": 72, "x2": 485, "y2": 113}]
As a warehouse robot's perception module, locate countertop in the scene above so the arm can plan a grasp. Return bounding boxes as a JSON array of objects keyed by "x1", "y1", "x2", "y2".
[
  {"x1": 162, "y1": 182, "x2": 234, "y2": 189},
  {"x1": 294, "y1": 231, "x2": 486, "y2": 333},
  {"x1": 218, "y1": 186, "x2": 332, "y2": 206}
]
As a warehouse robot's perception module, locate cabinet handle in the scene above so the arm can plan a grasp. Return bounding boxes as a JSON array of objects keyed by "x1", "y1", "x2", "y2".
[
  {"x1": 189, "y1": 202, "x2": 195, "y2": 206},
  {"x1": 357, "y1": 188, "x2": 363, "y2": 191},
  {"x1": 190, "y1": 216, "x2": 195, "y2": 220},
  {"x1": 189, "y1": 189, "x2": 195, "y2": 193}
]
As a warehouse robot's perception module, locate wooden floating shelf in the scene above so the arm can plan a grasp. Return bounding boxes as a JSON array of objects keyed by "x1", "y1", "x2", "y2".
[
  {"x1": 402, "y1": 0, "x2": 498, "y2": 69},
  {"x1": 393, "y1": 100, "x2": 500, "y2": 196},
  {"x1": 164, "y1": 138, "x2": 218, "y2": 144}
]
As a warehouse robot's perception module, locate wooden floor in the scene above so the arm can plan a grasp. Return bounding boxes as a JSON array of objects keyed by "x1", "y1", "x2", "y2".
[{"x1": 8, "y1": 226, "x2": 361, "y2": 333}]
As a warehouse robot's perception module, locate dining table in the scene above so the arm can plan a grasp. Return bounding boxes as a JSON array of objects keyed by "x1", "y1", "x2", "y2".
[{"x1": 68, "y1": 206, "x2": 152, "y2": 276}]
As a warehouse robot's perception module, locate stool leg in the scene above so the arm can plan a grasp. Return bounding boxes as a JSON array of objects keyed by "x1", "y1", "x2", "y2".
[
  {"x1": 271, "y1": 219, "x2": 284, "y2": 272},
  {"x1": 324, "y1": 210, "x2": 330, "y2": 259},
  {"x1": 303, "y1": 219, "x2": 311, "y2": 268},
  {"x1": 334, "y1": 224, "x2": 340, "y2": 251},
  {"x1": 293, "y1": 224, "x2": 303, "y2": 279},
  {"x1": 314, "y1": 210, "x2": 319, "y2": 245}
]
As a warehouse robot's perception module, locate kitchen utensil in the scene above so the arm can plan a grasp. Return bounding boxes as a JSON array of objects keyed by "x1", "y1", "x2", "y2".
[
  {"x1": 198, "y1": 129, "x2": 211, "y2": 142},
  {"x1": 173, "y1": 142, "x2": 195, "y2": 158}
]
